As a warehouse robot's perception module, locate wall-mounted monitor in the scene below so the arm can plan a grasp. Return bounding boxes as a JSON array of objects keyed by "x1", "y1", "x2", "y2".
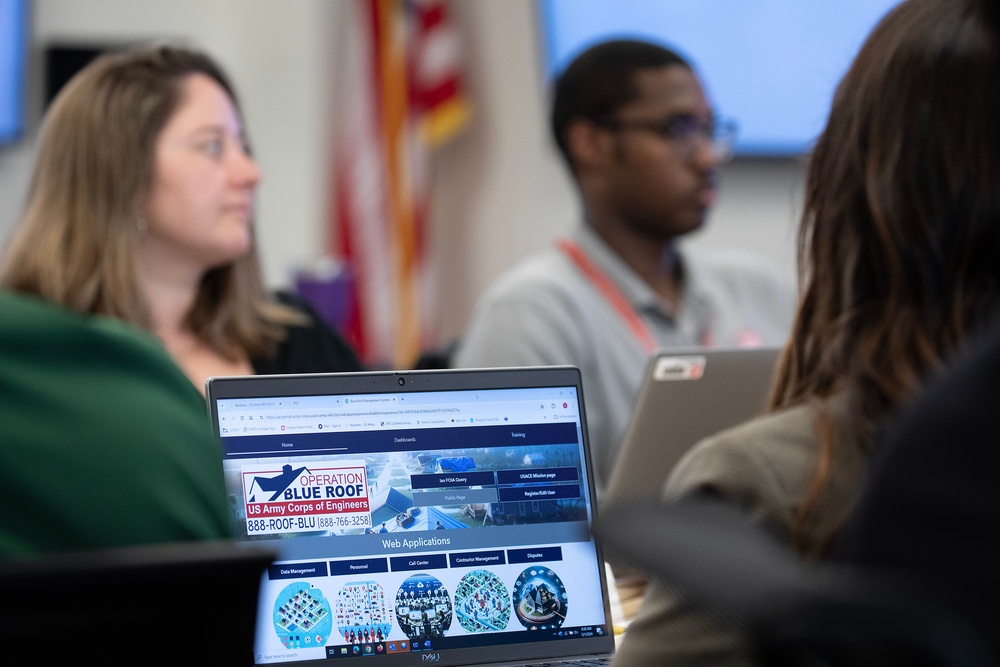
[
  {"x1": 538, "y1": 0, "x2": 900, "y2": 157},
  {"x1": 45, "y1": 44, "x2": 109, "y2": 107},
  {"x1": 0, "y1": 0, "x2": 28, "y2": 145}
]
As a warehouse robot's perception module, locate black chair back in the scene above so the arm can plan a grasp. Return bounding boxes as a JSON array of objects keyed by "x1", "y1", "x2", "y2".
[{"x1": 0, "y1": 540, "x2": 275, "y2": 666}]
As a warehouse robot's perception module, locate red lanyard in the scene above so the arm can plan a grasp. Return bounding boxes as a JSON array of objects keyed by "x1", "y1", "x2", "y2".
[{"x1": 557, "y1": 237, "x2": 659, "y2": 354}]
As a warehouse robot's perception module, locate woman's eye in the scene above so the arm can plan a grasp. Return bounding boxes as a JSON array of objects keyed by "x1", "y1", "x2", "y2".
[{"x1": 201, "y1": 138, "x2": 224, "y2": 157}]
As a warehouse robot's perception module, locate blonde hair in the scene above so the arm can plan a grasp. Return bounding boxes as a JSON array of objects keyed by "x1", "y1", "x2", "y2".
[{"x1": 0, "y1": 45, "x2": 298, "y2": 359}]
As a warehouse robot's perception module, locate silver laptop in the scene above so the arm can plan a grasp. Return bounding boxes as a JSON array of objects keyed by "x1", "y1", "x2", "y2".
[
  {"x1": 605, "y1": 347, "x2": 781, "y2": 503},
  {"x1": 206, "y1": 366, "x2": 615, "y2": 666}
]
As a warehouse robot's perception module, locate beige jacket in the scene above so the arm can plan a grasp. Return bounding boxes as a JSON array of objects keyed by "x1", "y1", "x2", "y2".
[{"x1": 612, "y1": 399, "x2": 867, "y2": 667}]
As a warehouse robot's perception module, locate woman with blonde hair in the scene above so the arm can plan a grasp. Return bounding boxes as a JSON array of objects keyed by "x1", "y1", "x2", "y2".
[
  {"x1": 1, "y1": 45, "x2": 361, "y2": 390},
  {"x1": 615, "y1": 0, "x2": 1000, "y2": 663}
]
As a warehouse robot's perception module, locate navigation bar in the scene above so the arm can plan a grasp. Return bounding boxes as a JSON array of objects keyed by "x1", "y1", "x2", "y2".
[{"x1": 221, "y1": 422, "x2": 581, "y2": 459}]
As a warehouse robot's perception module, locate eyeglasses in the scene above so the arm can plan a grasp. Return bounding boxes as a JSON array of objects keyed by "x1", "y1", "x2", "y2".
[{"x1": 595, "y1": 113, "x2": 738, "y2": 162}]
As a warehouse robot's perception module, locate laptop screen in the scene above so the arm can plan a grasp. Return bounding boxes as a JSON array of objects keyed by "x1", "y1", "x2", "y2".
[{"x1": 207, "y1": 367, "x2": 614, "y2": 666}]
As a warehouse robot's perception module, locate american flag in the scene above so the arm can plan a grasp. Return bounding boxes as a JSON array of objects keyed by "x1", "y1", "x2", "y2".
[{"x1": 332, "y1": 0, "x2": 470, "y2": 368}]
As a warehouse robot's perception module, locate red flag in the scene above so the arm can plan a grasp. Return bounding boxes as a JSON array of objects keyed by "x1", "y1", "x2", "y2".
[{"x1": 332, "y1": 0, "x2": 470, "y2": 368}]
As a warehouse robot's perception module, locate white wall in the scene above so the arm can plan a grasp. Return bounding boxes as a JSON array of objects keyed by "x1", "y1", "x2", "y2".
[{"x1": 0, "y1": 0, "x2": 804, "y2": 350}]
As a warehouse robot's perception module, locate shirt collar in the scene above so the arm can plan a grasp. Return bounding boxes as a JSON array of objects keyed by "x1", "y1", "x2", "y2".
[{"x1": 569, "y1": 224, "x2": 715, "y2": 320}]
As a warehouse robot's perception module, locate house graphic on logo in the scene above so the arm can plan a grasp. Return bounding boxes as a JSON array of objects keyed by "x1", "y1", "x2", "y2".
[{"x1": 246, "y1": 464, "x2": 311, "y2": 502}]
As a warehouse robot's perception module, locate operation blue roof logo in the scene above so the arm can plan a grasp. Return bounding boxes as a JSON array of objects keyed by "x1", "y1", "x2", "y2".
[{"x1": 242, "y1": 461, "x2": 372, "y2": 537}]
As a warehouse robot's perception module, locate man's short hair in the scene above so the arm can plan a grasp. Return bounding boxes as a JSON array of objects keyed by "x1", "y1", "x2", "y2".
[{"x1": 551, "y1": 39, "x2": 691, "y2": 169}]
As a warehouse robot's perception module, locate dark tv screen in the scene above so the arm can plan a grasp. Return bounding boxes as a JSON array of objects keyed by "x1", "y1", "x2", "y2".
[
  {"x1": 0, "y1": 0, "x2": 28, "y2": 145},
  {"x1": 539, "y1": 0, "x2": 900, "y2": 157}
]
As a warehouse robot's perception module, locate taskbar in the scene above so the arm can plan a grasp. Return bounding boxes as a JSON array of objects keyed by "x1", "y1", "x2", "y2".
[{"x1": 324, "y1": 624, "x2": 609, "y2": 659}]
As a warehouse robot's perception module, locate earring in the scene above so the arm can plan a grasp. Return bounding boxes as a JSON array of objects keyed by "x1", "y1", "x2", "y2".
[{"x1": 136, "y1": 216, "x2": 148, "y2": 238}]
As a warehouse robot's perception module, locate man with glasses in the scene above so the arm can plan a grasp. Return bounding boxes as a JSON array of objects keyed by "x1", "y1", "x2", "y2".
[{"x1": 455, "y1": 39, "x2": 793, "y2": 500}]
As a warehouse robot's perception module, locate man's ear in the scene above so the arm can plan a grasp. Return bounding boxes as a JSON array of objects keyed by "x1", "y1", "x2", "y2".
[{"x1": 564, "y1": 118, "x2": 611, "y2": 171}]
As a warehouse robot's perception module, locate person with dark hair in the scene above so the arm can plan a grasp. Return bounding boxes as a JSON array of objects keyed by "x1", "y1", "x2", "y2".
[
  {"x1": 615, "y1": 0, "x2": 1000, "y2": 663},
  {"x1": 455, "y1": 39, "x2": 793, "y2": 496},
  {"x1": 0, "y1": 45, "x2": 361, "y2": 393}
]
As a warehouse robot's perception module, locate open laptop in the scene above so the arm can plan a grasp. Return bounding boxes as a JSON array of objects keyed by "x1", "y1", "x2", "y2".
[
  {"x1": 206, "y1": 366, "x2": 615, "y2": 666},
  {"x1": 606, "y1": 347, "x2": 781, "y2": 503}
]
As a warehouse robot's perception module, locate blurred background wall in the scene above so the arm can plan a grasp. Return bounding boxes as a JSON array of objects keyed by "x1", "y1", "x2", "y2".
[{"x1": 0, "y1": 0, "x2": 803, "y2": 351}]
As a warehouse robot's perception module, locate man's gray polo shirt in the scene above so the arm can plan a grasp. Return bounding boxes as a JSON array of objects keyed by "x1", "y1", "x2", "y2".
[{"x1": 454, "y1": 224, "x2": 794, "y2": 495}]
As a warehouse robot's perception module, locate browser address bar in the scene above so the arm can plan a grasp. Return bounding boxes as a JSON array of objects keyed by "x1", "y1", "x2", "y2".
[{"x1": 219, "y1": 402, "x2": 578, "y2": 436}]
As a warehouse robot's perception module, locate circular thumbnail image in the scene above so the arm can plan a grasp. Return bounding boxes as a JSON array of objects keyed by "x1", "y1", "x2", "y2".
[
  {"x1": 394, "y1": 573, "x2": 453, "y2": 640},
  {"x1": 454, "y1": 569, "x2": 511, "y2": 633},
  {"x1": 511, "y1": 567, "x2": 568, "y2": 630},
  {"x1": 273, "y1": 582, "x2": 333, "y2": 649},
  {"x1": 336, "y1": 581, "x2": 392, "y2": 645}
]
